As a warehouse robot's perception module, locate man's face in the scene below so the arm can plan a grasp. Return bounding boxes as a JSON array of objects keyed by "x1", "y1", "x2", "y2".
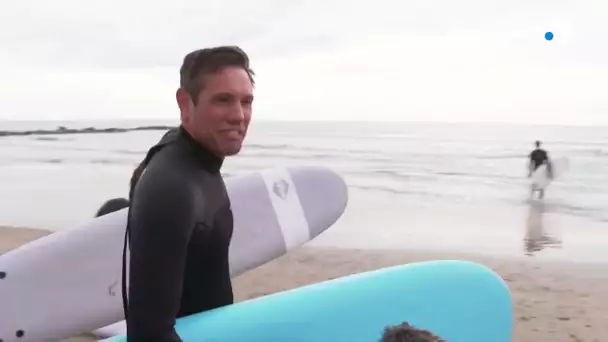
[{"x1": 178, "y1": 66, "x2": 254, "y2": 157}]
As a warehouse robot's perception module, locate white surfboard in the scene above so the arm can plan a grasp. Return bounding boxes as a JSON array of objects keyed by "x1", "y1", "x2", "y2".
[
  {"x1": 0, "y1": 166, "x2": 348, "y2": 342},
  {"x1": 531, "y1": 163, "x2": 551, "y2": 190},
  {"x1": 530, "y1": 157, "x2": 568, "y2": 191}
]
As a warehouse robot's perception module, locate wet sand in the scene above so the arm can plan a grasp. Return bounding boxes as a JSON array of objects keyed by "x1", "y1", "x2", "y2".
[
  {"x1": 1, "y1": 226, "x2": 607, "y2": 342},
  {"x1": 309, "y1": 197, "x2": 608, "y2": 265}
]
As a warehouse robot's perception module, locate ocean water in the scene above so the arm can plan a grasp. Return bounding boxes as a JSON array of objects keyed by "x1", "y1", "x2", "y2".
[{"x1": 1, "y1": 120, "x2": 607, "y2": 262}]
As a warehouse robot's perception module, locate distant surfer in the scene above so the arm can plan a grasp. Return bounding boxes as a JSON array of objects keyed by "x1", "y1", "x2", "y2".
[
  {"x1": 527, "y1": 140, "x2": 552, "y2": 199},
  {"x1": 120, "y1": 46, "x2": 255, "y2": 342},
  {"x1": 379, "y1": 322, "x2": 446, "y2": 342}
]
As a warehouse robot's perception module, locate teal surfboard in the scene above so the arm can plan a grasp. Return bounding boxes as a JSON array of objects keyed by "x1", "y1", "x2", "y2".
[{"x1": 105, "y1": 260, "x2": 513, "y2": 342}]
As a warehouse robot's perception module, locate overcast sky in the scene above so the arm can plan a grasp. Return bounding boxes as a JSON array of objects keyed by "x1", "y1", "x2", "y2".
[{"x1": 0, "y1": 0, "x2": 607, "y2": 125}]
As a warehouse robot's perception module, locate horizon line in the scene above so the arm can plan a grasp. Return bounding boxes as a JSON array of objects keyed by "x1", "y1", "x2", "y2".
[{"x1": 1, "y1": 118, "x2": 607, "y2": 129}]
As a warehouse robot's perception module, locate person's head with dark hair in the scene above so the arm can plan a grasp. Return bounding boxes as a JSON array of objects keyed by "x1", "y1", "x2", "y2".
[
  {"x1": 535, "y1": 140, "x2": 541, "y2": 148},
  {"x1": 379, "y1": 322, "x2": 446, "y2": 342},
  {"x1": 176, "y1": 45, "x2": 255, "y2": 158},
  {"x1": 95, "y1": 198, "x2": 130, "y2": 217}
]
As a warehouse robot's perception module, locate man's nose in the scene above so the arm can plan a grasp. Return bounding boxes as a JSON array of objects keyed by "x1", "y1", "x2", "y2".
[{"x1": 227, "y1": 104, "x2": 245, "y2": 123}]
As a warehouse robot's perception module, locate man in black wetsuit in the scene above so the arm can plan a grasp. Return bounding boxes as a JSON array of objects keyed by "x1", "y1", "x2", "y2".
[
  {"x1": 122, "y1": 46, "x2": 255, "y2": 342},
  {"x1": 527, "y1": 140, "x2": 552, "y2": 199}
]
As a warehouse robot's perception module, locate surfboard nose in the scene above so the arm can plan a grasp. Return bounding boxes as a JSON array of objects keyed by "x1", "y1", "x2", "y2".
[{"x1": 289, "y1": 166, "x2": 349, "y2": 238}]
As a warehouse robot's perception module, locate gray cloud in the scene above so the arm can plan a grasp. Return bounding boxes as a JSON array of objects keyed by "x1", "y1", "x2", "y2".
[
  {"x1": 0, "y1": 0, "x2": 315, "y2": 68},
  {"x1": 1, "y1": 0, "x2": 607, "y2": 123},
  {"x1": 4, "y1": 0, "x2": 604, "y2": 70}
]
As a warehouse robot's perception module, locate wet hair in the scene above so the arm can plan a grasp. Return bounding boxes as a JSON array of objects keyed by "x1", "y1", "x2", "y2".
[
  {"x1": 95, "y1": 198, "x2": 130, "y2": 217},
  {"x1": 379, "y1": 322, "x2": 446, "y2": 342},
  {"x1": 179, "y1": 45, "x2": 255, "y2": 104}
]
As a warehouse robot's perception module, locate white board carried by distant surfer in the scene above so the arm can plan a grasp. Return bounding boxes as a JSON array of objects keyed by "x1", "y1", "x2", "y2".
[
  {"x1": 530, "y1": 163, "x2": 552, "y2": 190},
  {"x1": 530, "y1": 157, "x2": 568, "y2": 192},
  {"x1": 0, "y1": 166, "x2": 348, "y2": 342}
]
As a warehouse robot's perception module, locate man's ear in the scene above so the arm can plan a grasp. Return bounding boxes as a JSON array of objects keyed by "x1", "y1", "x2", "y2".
[{"x1": 176, "y1": 88, "x2": 193, "y2": 123}]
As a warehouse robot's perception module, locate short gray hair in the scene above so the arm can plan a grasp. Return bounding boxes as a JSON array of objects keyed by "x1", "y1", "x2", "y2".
[{"x1": 179, "y1": 45, "x2": 255, "y2": 104}]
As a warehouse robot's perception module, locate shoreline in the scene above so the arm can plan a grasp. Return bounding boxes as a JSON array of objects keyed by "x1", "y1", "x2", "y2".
[
  {"x1": 2, "y1": 226, "x2": 607, "y2": 342},
  {"x1": 0, "y1": 125, "x2": 173, "y2": 138}
]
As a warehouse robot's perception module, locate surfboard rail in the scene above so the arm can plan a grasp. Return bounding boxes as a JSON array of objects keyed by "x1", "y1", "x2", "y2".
[{"x1": 104, "y1": 260, "x2": 514, "y2": 342}]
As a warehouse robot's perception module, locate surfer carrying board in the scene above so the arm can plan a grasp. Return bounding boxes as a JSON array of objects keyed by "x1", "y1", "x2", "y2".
[
  {"x1": 527, "y1": 140, "x2": 553, "y2": 199},
  {"x1": 121, "y1": 46, "x2": 255, "y2": 342}
]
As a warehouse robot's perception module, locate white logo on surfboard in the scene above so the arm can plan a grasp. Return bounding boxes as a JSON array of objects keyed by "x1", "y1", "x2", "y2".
[
  {"x1": 272, "y1": 179, "x2": 289, "y2": 200},
  {"x1": 262, "y1": 169, "x2": 310, "y2": 249}
]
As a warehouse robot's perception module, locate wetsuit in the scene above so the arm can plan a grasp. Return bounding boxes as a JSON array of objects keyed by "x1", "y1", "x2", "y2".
[
  {"x1": 123, "y1": 126, "x2": 234, "y2": 342},
  {"x1": 529, "y1": 148, "x2": 553, "y2": 179},
  {"x1": 529, "y1": 148, "x2": 548, "y2": 171}
]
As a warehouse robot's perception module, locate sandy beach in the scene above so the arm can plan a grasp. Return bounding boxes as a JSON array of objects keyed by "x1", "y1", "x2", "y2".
[{"x1": 1, "y1": 226, "x2": 607, "y2": 342}]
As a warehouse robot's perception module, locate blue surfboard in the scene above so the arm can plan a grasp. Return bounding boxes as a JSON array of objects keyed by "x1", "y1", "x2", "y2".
[{"x1": 105, "y1": 260, "x2": 513, "y2": 342}]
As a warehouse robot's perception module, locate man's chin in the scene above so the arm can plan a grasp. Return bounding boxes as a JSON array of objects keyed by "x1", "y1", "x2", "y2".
[{"x1": 221, "y1": 144, "x2": 243, "y2": 157}]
